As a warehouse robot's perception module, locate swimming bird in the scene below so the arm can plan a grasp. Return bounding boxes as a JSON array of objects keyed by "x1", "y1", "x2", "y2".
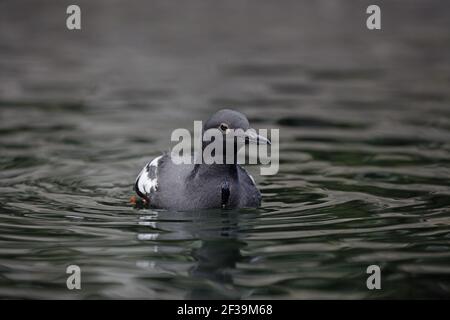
[{"x1": 133, "y1": 109, "x2": 270, "y2": 210}]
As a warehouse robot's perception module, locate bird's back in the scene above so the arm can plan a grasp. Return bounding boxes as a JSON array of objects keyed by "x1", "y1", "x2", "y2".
[{"x1": 134, "y1": 155, "x2": 261, "y2": 210}]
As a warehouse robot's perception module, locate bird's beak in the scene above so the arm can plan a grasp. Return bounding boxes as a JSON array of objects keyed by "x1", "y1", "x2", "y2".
[{"x1": 243, "y1": 129, "x2": 271, "y2": 145}]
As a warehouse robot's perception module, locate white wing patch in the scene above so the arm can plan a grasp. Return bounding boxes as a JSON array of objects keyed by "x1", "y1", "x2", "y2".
[
  {"x1": 248, "y1": 173, "x2": 256, "y2": 186},
  {"x1": 240, "y1": 166, "x2": 256, "y2": 186},
  {"x1": 136, "y1": 155, "x2": 162, "y2": 196}
]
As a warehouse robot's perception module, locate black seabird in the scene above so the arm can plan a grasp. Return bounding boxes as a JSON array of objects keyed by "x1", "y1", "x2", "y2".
[{"x1": 133, "y1": 109, "x2": 270, "y2": 210}]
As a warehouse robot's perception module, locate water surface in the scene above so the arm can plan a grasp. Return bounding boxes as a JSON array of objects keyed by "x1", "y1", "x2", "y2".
[{"x1": 1, "y1": 0, "x2": 450, "y2": 299}]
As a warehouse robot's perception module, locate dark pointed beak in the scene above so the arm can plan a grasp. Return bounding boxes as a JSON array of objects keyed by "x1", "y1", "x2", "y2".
[{"x1": 244, "y1": 129, "x2": 271, "y2": 145}]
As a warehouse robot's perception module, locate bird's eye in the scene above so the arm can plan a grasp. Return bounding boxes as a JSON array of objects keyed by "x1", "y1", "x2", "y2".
[{"x1": 219, "y1": 123, "x2": 229, "y2": 132}]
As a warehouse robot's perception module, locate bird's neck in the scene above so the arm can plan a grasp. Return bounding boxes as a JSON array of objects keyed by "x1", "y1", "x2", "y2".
[
  {"x1": 201, "y1": 138, "x2": 240, "y2": 165},
  {"x1": 193, "y1": 162, "x2": 238, "y2": 178},
  {"x1": 190, "y1": 139, "x2": 240, "y2": 178}
]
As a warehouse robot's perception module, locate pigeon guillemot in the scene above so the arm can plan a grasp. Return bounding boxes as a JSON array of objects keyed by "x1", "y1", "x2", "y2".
[{"x1": 133, "y1": 109, "x2": 270, "y2": 210}]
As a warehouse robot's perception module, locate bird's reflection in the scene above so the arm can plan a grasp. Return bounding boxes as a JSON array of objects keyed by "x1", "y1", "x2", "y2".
[
  {"x1": 137, "y1": 209, "x2": 247, "y2": 299},
  {"x1": 188, "y1": 210, "x2": 244, "y2": 299}
]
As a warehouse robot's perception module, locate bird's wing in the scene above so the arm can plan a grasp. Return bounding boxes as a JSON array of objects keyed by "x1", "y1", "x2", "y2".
[{"x1": 134, "y1": 155, "x2": 163, "y2": 199}]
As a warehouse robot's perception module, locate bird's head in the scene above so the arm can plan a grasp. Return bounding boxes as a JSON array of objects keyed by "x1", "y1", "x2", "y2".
[{"x1": 203, "y1": 109, "x2": 270, "y2": 146}]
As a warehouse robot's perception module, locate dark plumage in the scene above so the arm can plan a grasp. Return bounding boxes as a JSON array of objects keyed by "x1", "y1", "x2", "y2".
[{"x1": 134, "y1": 109, "x2": 270, "y2": 210}]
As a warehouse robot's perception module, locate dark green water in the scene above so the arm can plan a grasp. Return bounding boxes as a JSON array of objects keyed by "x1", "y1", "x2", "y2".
[{"x1": 1, "y1": 0, "x2": 450, "y2": 299}]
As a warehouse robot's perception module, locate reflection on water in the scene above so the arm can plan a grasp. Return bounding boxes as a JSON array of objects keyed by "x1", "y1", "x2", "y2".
[
  {"x1": 1, "y1": 0, "x2": 450, "y2": 299},
  {"x1": 135, "y1": 210, "x2": 246, "y2": 300}
]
